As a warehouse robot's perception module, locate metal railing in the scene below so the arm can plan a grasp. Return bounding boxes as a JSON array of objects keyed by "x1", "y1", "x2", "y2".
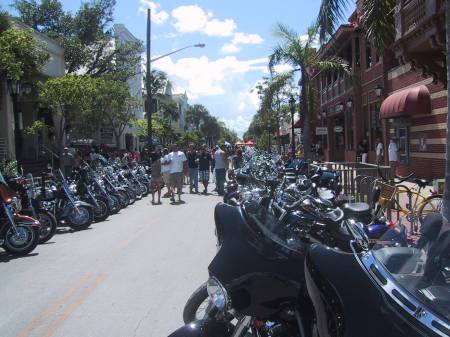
[{"x1": 0, "y1": 138, "x2": 7, "y2": 161}]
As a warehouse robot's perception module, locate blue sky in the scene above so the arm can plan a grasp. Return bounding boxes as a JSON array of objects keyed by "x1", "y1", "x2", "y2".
[{"x1": 3, "y1": 0, "x2": 355, "y2": 136}]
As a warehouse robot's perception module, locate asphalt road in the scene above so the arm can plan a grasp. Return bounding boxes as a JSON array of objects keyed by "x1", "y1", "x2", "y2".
[{"x1": 0, "y1": 188, "x2": 221, "y2": 337}]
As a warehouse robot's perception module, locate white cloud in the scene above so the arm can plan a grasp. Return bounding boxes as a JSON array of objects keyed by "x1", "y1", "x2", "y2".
[
  {"x1": 154, "y1": 56, "x2": 267, "y2": 97},
  {"x1": 238, "y1": 81, "x2": 263, "y2": 111},
  {"x1": 221, "y1": 43, "x2": 240, "y2": 53},
  {"x1": 300, "y1": 33, "x2": 320, "y2": 49},
  {"x1": 171, "y1": 5, "x2": 236, "y2": 37},
  {"x1": 222, "y1": 32, "x2": 264, "y2": 54},
  {"x1": 221, "y1": 115, "x2": 253, "y2": 134},
  {"x1": 137, "y1": 0, "x2": 169, "y2": 24}
]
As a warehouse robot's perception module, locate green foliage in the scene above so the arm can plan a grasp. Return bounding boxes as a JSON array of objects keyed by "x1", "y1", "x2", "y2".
[
  {"x1": 158, "y1": 101, "x2": 179, "y2": 121},
  {"x1": 0, "y1": 159, "x2": 18, "y2": 180},
  {"x1": 13, "y1": 0, "x2": 143, "y2": 79},
  {"x1": 186, "y1": 104, "x2": 208, "y2": 130},
  {"x1": 23, "y1": 120, "x2": 55, "y2": 135},
  {"x1": 0, "y1": 20, "x2": 49, "y2": 81},
  {"x1": 179, "y1": 131, "x2": 202, "y2": 146}
]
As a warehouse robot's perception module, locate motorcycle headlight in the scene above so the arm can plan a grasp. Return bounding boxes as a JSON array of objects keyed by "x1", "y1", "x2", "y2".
[
  {"x1": 10, "y1": 197, "x2": 22, "y2": 212},
  {"x1": 206, "y1": 277, "x2": 230, "y2": 310},
  {"x1": 69, "y1": 184, "x2": 77, "y2": 194}
]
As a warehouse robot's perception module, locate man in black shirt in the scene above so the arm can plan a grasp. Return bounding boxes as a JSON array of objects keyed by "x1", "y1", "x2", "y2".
[
  {"x1": 187, "y1": 143, "x2": 199, "y2": 193},
  {"x1": 198, "y1": 145, "x2": 212, "y2": 194}
]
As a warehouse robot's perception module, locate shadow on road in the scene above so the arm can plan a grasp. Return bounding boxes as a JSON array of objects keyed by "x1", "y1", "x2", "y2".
[
  {"x1": 0, "y1": 252, "x2": 39, "y2": 263},
  {"x1": 56, "y1": 227, "x2": 93, "y2": 235}
]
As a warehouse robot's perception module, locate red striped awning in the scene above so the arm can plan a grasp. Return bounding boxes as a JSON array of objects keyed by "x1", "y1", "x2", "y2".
[{"x1": 380, "y1": 85, "x2": 431, "y2": 119}]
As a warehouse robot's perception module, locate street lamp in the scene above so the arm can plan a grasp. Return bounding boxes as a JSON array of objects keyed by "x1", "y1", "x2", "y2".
[
  {"x1": 289, "y1": 95, "x2": 296, "y2": 158},
  {"x1": 146, "y1": 9, "x2": 205, "y2": 149},
  {"x1": 346, "y1": 97, "x2": 353, "y2": 109},
  {"x1": 7, "y1": 79, "x2": 22, "y2": 161},
  {"x1": 375, "y1": 84, "x2": 383, "y2": 98}
]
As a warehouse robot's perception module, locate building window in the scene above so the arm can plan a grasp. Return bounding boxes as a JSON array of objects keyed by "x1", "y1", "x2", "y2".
[
  {"x1": 366, "y1": 42, "x2": 372, "y2": 69},
  {"x1": 355, "y1": 37, "x2": 360, "y2": 67},
  {"x1": 395, "y1": 126, "x2": 409, "y2": 165},
  {"x1": 370, "y1": 104, "x2": 381, "y2": 150},
  {"x1": 346, "y1": 108, "x2": 353, "y2": 150}
]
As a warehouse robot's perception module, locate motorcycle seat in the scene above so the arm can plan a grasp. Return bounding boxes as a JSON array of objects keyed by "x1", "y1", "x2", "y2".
[
  {"x1": 343, "y1": 202, "x2": 371, "y2": 214},
  {"x1": 413, "y1": 178, "x2": 429, "y2": 189}
]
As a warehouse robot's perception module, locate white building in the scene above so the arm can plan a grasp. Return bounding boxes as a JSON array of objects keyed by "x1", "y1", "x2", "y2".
[{"x1": 0, "y1": 19, "x2": 65, "y2": 168}]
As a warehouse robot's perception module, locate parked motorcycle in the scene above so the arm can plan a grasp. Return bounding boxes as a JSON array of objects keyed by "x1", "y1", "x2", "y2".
[{"x1": 0, "y1": 173, "x2": 40, "y2": 255}]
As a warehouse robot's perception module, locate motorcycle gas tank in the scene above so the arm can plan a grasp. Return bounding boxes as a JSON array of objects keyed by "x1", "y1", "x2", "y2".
[
  {"x1": 209, "y1": 203, "x2": 305, "y2": 319},
  {"x1": 305, "y1": 244, "x2": 437, "y2": 337}
]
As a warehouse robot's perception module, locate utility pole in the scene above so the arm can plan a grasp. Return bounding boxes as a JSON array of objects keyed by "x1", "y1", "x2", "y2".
[{"x1": 146, "y1": 8, "x2": 152, "y2": 149}]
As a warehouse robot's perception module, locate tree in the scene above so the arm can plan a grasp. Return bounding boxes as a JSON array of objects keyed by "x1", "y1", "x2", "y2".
[
  {"x1": 12, "y1": 0, "x2": 143, "y2": 80},
  {"x1": 200, "y1": 115, "x2": 221, "y2": 147},
  {"x1": 186, "y1": 104, "x2": 209, "y2": 131},
  {"x1": 38, "y1": 75, "x2": 95, "y2": 151},
  {"x1": 0, "y1": 11, "x2": 48, "y2": 81},
  {"x1": 269, "y1": 23, "x2": 349, "y2": 157},
  {"x1": 158, "y1": 101, "x2": 179, "y2": 122},
  {"x1": 92, "y1": 77, "x2": 139, "y2": 147}
]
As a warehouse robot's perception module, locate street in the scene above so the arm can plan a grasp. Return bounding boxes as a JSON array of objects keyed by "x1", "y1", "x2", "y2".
[{"x1": 0, "y1": 190, "x2": 220, "y2": 337}]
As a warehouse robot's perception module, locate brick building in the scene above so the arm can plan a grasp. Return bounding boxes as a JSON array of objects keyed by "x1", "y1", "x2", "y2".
[{"x1": 315, "y1": 0, "x2": 446, "y2": 181}]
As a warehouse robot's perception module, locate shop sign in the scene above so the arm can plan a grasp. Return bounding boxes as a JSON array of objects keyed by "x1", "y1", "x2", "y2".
[
  {"x1": 316, "y1": 127, "x2": 328, "y2": 135},
  {"x1": 334, "y1": 126, "x2": 344, "y2": 133}
]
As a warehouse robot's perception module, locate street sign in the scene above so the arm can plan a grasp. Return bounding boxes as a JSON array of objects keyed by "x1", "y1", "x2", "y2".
[
  {"x1": 334, "y1": 126, "x2": 344, "y2": 133},
  {"x1": 316, "y1": 127, "x2": 328, "y2": 135}
]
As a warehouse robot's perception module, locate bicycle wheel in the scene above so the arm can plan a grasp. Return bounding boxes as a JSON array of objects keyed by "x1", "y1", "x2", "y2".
[
  {"x1": 393, "y1": 186, "x2": 425, "y2": 216},
  {"x1": 418, "y1": 194, "x2": 443, "y2": 225}
]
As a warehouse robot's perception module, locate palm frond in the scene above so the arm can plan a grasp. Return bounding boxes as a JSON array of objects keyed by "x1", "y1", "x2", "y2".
[
  {"x1": 314, "y1": 57, "x2": 351, "y2": 75},
  {"x1": 273, "y1": 22, "x2": 299, "y2": 44},
  {"x1": 261, "y1": 72, "x2": 294, "y2": 113},
  {"x1": 361, "y1": 0, "x2": 395, "y2": 53},
  {"x1": 316, "y1": 0, "x2": 351, "y2": 44}
]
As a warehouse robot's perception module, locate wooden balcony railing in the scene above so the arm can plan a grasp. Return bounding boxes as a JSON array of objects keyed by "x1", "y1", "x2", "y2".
[{"x1": 395, "y1": 0, "x2": 440, "y2": 40}]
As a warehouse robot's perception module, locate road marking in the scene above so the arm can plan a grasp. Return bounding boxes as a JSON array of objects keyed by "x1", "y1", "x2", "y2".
[
  {"x1": 16, "y1": 275, "x2": 91, "y2": 337},
  {"x1": 38, "y1": 273, "x2": 107, "y2": 337}
]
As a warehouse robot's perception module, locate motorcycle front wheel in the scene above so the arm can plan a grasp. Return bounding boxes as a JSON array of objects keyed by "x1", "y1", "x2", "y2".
[
  {"x1": 117, "y1": 190, "x2": 130, "y2": 208},
  {"x1": 108, "y1": 194, "x2": 121, "y2": 214},
  {"x1": 126, "y1": 188, "x2": 136, "y2": 205},
  {"x1": 67, "y1": 206, "x2": 93, "y2": 230},
  {"x1": 93, "y1": 197, "x2": 110, "y2": 222},
  {"x1": 36, "y1": 209, "x2": 57, "y2": 244},
  {"x1": 4, "y1": 225, "x2": 39, "y2": 255},
  {"x1": 183, "y1": 282, "x2": 211, "y2": 324}
]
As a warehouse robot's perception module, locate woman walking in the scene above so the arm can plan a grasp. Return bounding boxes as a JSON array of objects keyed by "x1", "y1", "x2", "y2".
[{"x1": 150, "y1": 151, "x2": 163, "y2": 205}]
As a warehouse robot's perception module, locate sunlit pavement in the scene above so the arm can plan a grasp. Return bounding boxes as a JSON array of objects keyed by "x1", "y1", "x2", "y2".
[{"x1": 0, "y1": 187, "x2": 220, "y2": 337}]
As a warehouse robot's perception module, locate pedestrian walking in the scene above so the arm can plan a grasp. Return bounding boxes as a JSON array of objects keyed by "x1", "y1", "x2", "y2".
[
  {"x1": 388, "y1": 137, "x2": 399, "y2": 176},
  {"x1": 161, "y1": 148, "x2": 171, "y2": 198},
  {"x1": 187, "y1": 143, "x2": 199, "y2": 193},
  {"x1": 168, "y1": 144, "x2": 187, "y2": 203},
  {"x1": 198, "y1": 145, "x2": 212, "y2": 194},
  {"x1": 214, "y1": 144, "x2": 227, "y2": 196},
  {"x1": 375, "y1": 138, "x2": 384, "y2": 165},
  {"x1": 150, "y1": 151, "x2": 162, "y2": 205}
]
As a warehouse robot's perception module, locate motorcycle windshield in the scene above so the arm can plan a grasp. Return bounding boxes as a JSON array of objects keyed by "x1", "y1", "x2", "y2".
[
  {"x1": 244, "y1": 201, "x2": 304, "y2": 254},
  {"x1": 370, "y1": 213, "x2": 449, "y2": 323}
]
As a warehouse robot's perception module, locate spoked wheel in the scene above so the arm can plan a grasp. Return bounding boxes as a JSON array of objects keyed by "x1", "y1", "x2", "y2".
[
  {"x1": 108, "y1": 194, "x2": 121, "y2": 214},
  {"x1": 67, "y1": 206, "x2": 93, "y2": 230},
  {"x1": 126, "y1": 188, "x2": 136, "y2": 205},
  {"x1": 4, "y1": 225, "x2": 39, "y2": 255},
  {"x1": 117, "y1": 191, "x2": 130, "y2": 208},
  {"x1": 93, "y1": 197, "x2": 110, "y2": 222},
  {"x1": 418, "y1": 194, "x2": 443, "y2": 225},
  {"x1": 35, "y1": 209, "x2": 57, "y2": 244}
]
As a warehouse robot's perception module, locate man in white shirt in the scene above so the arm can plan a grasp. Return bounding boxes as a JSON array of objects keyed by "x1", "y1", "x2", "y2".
[
  {"x1": 375, "y1": 138, "x2": 384, "y2": 165},
  {"x1": 214, "y1": 145, "x2": 227, "y2": 195},
  {"x1": 388, "y1": 137, "x2": 399, "y2": 176},
  {"x1": 168, "y1": 144, "x2": 187, "y2": 203}
]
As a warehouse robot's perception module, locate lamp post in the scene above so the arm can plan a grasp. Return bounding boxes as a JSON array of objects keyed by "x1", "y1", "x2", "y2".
[
  {"x1": 375, "y1": 84, "x2": 383, "y2": 98},
  {"x1": 7, "y1": 79, "x2": 22, "y2": 161},
  {"x1": 289, "y1": 95, "x2": 296, "y2": 158},
  {"x1": 145, "y1": 9, "x2": 205, "y2": 149}
]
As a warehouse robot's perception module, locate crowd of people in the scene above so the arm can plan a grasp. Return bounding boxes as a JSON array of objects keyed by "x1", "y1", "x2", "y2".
[{"x1": 142, "y1": 143, "x2": 244, "y2": 205}]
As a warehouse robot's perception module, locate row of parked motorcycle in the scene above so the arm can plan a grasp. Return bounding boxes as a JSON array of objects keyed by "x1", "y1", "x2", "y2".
[
  {"x1": 169, "y1": 148, "x2": 450, "y2": 337},
  {"x1": 0, "y1": 160, "x2": 151, "y2": 256}
]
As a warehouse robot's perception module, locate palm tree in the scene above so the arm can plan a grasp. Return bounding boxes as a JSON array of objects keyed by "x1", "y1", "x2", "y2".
[
  {"x1": 186, "y1": 104, "x2": 209, "y2": 131},
  {"x1": 317, "y1": 0, "x2": 450, "y2": 221},
  {"x1": 269, "y1": 23, "x2": 349, "y2": 158}
]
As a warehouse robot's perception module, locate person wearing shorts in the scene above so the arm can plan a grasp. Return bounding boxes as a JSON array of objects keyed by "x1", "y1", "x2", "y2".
[
  {"x1": 150, "y1": 151, "x2": 162, "y2": 204},
  {"x1": 168, "y1": 144, "x2": 187, "y2": 203},
  {"x1": 198, "y1": 145, "x2": 212, "y2": 194},
  {"x1": 161, "y1": 148, "x2": 171, "y2": 197}
]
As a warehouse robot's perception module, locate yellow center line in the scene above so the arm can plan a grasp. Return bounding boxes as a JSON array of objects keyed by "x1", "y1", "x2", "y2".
[
  {"x1": 16, "y1": 275, "x2": 91, "y2": 337},
  {"x1": 38, "y1": 273, "x2": 107, "y2": 337}
]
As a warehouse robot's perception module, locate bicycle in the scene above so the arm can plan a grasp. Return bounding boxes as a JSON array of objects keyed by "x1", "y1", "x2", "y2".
[{"x1": 375, "y1": 167, "x2": 443, "y2": 235}]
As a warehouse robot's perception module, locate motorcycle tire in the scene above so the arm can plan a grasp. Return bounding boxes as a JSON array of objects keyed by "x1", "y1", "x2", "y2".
[
  {"x1": 36, "y1": 209, "x2": 57, "y2": 244},
  {"x1": 3, "y1": 225, "x2": 40, "y2": 255},
  {"x1": 93, "y1": 196, "x2": 110, "y2": 222},
  {"x1": 132, "y1": 183, "x2": 143, "y2": 200},
  {"x1": 140, "y1": 183, "x2": 149, "y2": 197},
  {"x1": 108, "y1": 194, "x2": 121, "y2": 214},
  {"x1": 183, "y1": 282, "x2": 209, "y2": 324},
  {"x1": 67, "y1": 206, "x2": 93, "y2": 231},
  {"x1": 117, "y1": 190, "x2": 130, "y2": 208},
  {"x1": 126, "y1": 188, "x2": 136, "y2": 205}
]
